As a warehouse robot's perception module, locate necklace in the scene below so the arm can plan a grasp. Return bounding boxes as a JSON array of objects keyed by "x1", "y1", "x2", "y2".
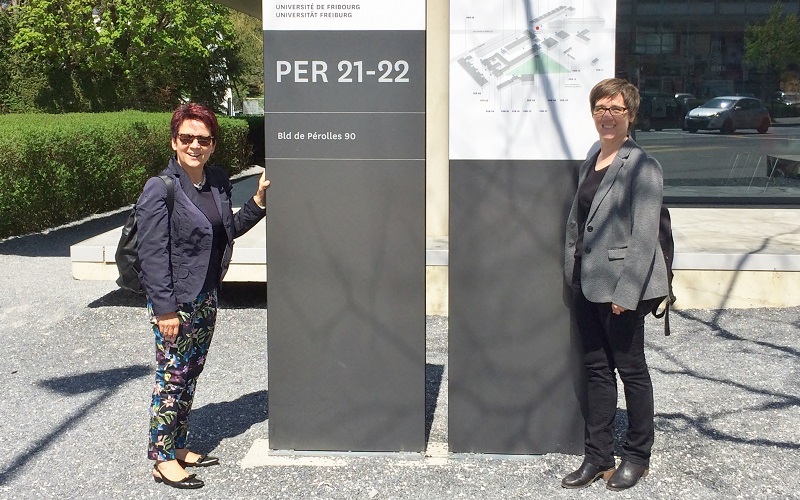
[{"x1": 192, "y1": 172, "x2": 206, "y2": 190}]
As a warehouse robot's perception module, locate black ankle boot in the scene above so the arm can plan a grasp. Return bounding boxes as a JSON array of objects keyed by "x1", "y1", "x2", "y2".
[
  {"x1": 606, "y1": 460, "x2": 648, "y2": 491},
  {"x1": 561, "y1": 460, "x2": 616, "y2": 489}
]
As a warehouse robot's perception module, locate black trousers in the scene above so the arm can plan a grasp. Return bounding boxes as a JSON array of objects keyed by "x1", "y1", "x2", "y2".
[{"x1": 573, "y1": 289, "x2": 655, "y2": 467}]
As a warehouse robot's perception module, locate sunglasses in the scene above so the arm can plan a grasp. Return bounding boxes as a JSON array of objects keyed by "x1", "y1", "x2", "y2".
[{"x1": 177, "y1": 134, "x2": 214, "y2": 146}]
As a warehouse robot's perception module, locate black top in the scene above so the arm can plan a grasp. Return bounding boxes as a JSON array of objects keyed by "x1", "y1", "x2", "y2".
[
  {"x1": 572, "y1": 162, "x2": 607, "y2": 285},
  {"x1": 179, "y1": 170, "x2": 228, "y2": 293}
]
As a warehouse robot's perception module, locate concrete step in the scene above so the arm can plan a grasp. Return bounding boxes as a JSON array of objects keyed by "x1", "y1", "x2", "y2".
[{"x1": 70, "y1": 208, "x2": 800, "y2": 314}]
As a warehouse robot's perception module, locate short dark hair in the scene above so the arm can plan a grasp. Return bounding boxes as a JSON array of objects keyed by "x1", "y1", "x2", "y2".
[
  {"x1": 170, "y1": 103, "x2": 219, "y2": 143},
  {"x1": 589, "y1": 78, "x2": 641, "y2": 119}
]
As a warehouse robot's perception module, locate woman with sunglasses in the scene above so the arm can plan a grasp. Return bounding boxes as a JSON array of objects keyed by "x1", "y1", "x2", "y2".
[
  {"x1": 136, "y1": 103, "x2": 269, "y2": 489},
  {"x1": 562, "y1": 79, "x2": 668, "y2": 491}
]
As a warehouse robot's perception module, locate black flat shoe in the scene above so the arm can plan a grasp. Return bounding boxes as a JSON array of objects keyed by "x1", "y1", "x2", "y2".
[
  {"x1": 561, "y1": 460, "x2": 616, "y2": 489},
  {"x1": 178, "y1": 455, "x2": 220, "y2": 468},
  {"x1": 606, "y1": 460, "x2": 648, "y2": 491},
  {"x1": 152, "y1": 464, "x2": 205, "y2": 489}
]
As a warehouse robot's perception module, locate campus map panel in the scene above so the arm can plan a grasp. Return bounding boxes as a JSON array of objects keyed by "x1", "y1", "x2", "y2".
[{"x1": 450, "y1": 0, "x2": 616, "y2": 160}]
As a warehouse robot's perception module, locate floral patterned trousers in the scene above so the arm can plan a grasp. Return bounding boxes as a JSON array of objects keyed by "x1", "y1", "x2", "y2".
[{"x1": 147, "y1": 289, "x2": 217, "y2": 461}]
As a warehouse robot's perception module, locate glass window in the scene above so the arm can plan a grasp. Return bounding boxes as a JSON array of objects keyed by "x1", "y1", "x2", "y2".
[
  {"x1": 618, "y1": 1, "x2": 800, "y2": 204},
  {"x1": 634, "y1": 29, "x2": 676, "y2": 55}
]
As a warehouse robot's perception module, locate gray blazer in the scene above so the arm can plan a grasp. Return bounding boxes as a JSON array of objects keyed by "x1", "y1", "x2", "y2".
[{"x1": 563, "y1": 138, "x2": 669, "y2": 311}]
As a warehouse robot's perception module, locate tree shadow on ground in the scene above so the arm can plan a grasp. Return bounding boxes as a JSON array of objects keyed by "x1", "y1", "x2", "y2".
[
  {"x1": 189, "y1": 390, "x2": 269, "y2": 454},
  {"x1": 646, "y1": 309, "x2": 800, "y2": 451},
  {"x1": 0, "y1": 364, "x2": 151, "y2": 486},
  {"x1": 425, "y1": 363, "x2": 445, "y2": 445}
]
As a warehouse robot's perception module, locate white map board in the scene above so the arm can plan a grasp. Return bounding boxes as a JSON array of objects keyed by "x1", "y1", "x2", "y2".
[{"x1": 450, "y1": 1, "x2": 616, "y2": 160}]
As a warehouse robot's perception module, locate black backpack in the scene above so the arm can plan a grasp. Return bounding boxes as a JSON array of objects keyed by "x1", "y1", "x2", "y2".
[
  {"x1": 650, "y1": 205, "x2": 677, "y2": 335},
  {"x1": 115, "y1": 175, "x2": 174, "y2": 293}
]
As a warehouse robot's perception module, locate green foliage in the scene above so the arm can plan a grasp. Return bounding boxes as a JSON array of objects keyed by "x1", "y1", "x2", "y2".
[
  {"x1": 6, "y1": 0, "x2": 243, "y2": 112},
  {"x1": 0, "y1": 111, "x2": 253, "y2": 238},
  {"x1": 744, "y1": 2, "x2": 800, "y2": 73},
  {"x1": 236, "y1": 115, "x2": 265, "y2": 165},
  {"x1": 228, "y1": 10, "x2": 264, "y2": 99},
  {"x1": 0, "y1": 8, "x2": 16, "y2": 113},
  {"x1": 0, "y1": 2, "x2": 265, "y2": 237}
]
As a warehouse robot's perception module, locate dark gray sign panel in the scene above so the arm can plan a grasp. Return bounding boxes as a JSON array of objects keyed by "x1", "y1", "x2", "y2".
[
  {"x1": 264, "y1": 5, "x2": 426, "y2": 452},
  {"x1": 449, "y1": 159, "x2": 583, "y2": 454}
]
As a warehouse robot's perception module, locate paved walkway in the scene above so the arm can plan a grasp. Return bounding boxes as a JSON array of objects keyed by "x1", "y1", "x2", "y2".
[{"x1": 1, "y1": 208, "x2": 799, "y2": 499}]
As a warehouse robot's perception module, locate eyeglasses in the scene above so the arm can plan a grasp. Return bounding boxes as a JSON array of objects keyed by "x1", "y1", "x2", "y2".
[
  {"x1": 592, "y1": 106, "x2": 628, "y2": 117},
  {"x1": 177, "y1": 134, "x2": 214, "y2": 146}
]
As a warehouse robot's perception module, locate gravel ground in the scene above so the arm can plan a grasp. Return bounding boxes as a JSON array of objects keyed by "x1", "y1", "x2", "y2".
[{"x1": 0, "y1": 210, "x2": 798, "y2": 499}]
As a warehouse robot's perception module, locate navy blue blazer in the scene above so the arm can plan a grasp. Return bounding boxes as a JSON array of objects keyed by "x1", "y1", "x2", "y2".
[{"x1": 136, "y1": 157, "x2": 265, "y2": 315}]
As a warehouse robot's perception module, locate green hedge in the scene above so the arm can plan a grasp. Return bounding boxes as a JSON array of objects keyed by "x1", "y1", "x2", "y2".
[
  {"x1": 239, "y1": 115, "x2": 266, "y2": 165},
  {"x1": 0, "y1": 111, "x2": 253, "y2": 239}
]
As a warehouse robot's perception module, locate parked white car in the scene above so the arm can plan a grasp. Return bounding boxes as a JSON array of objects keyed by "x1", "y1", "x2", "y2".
[{"x1": 684, "y1": 96, "x2": 771, "y2": 134}]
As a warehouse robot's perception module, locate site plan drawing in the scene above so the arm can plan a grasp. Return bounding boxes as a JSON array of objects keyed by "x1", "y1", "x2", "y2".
[{"x1": 450, "y1": 0, "x2": 616, "y2": 160}]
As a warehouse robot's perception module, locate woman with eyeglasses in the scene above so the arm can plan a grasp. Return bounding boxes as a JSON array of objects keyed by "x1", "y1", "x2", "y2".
[
  {"x1": 562, "y1": 79, "x2": 668, "y2": 491},
  {"x1": 136, "y1": 103, "x2": 269, "y2": 489}
]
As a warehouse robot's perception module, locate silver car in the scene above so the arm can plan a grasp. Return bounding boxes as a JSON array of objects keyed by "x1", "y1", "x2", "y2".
[{"x1": 684, "y1": 96, "x2": 771, "y2": 134}]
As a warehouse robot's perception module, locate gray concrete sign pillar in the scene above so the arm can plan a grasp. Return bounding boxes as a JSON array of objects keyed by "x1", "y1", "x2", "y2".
[{"x1": 263, "y1": 3, "x2": 427, "y2": 452}]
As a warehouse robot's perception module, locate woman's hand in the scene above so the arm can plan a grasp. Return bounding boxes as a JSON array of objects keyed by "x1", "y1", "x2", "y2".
[
  {"x1": 157, "y1": 312, "x2": 181, "y2": 342},
  {"x1": 611, "y1": 303, "x2": 627, "y2": 315},
  {"x1": 253, "y1": 169, "x2": 270, "y2": 209}
]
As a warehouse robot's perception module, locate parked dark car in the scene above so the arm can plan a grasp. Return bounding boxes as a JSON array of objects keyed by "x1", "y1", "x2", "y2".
[
  {"x1": 767, "y1": 91, "x2": 800, "y2": 118},
  {"x1": 674, "y1": 93, "x2": 697, "y2": 107},
  {"x1": 684, "y1": 96, "x2": 771, "y2": 134},
  {"x1": 637, "y1": 93, "x2": 682, "y2": 131}
]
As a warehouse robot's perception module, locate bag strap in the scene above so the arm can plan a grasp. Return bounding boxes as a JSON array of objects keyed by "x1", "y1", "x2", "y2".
[
  {"x1": 652, "y1": 292, "x2": 677, "y2": 336},
  {"x1": 158, "y1": 175, "x2": 175, "y2": 216}
]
